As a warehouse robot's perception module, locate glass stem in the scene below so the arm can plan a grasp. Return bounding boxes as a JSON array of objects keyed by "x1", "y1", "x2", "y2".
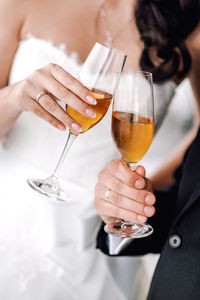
[
  {"x1": 122, "y1": 161, "x2": 138, "y2": 226},
  {"x1": 126, "y1": 162, "x2": 137, "y2": 171},
  {"x1": 51, "y1": 132, "x2": 77, "y2": 179}
]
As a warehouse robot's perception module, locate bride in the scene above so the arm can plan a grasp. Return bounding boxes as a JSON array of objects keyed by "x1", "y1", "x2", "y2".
[{"x1": 0, "y1": 0, "x2": 143, "y2": 299}]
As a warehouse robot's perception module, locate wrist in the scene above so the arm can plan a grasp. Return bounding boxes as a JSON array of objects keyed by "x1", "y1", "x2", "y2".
[{"x1": 6, "y1": 82, "x2": 23, "y2": 114}]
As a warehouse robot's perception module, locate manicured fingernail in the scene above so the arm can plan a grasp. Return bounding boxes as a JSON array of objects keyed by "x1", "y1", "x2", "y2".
[
  {"x1": 144, "y1": 206, "x2": 154, "y2": 216},
  {"x1": 57, "y1": 124, "x2": 66, "y2": 130},
  {"x1": 71, "y1": 123, "x2": 82, "y2": 132},
  {"x1": 145, "y1": 195, "x2": 155, "y2": 205},
  {"x1": 137, "y1": 215, "x2": 147, "y2": 223},
  {"x1": 86, "y1": 95, "x2": 97, "y2": 105},
  {"x1": 86, "y1": 108, "x2": 96, "y2": 118},
  {"x1": 135, "y1": 180, "x2": 144, "y2": 189}
]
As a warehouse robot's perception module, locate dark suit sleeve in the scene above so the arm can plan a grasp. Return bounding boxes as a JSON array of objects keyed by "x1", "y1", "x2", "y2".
[{"x1": 96, "y1": 167, "x2": 181, "y2": 256}]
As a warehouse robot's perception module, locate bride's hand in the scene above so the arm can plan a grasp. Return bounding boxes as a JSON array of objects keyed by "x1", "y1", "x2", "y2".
[
  {"x1": 13, "y1": 63, "x2": 97, "y2": 132},
  {"x1": 94, "y1": 160, "x2": 156, "y2": 224}
]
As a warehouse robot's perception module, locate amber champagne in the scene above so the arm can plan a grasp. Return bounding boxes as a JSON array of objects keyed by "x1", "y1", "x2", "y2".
[
  {"x1": 67, "y1": 88, "x2": 112, "y2": 134},
  {"x1": 112, "y1": 111, "x2": 154, "y2": 163}
]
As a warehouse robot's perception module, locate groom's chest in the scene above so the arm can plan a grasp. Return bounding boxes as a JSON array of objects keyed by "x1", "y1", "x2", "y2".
[{"x1": 176, "y1": 128, "x2": 200, "y2": 213}]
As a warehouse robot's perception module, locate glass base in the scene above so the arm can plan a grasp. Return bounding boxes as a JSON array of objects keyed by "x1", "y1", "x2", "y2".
[
  {"x1": 104, "y1": 221, "x2": 153, "y2": 238},
  {"x1": 27, "y1": 176, "x2": 71, "y2": 202}
]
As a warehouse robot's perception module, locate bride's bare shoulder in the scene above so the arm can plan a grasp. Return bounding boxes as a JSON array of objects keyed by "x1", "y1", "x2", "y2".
[
  {"x1": 0, "y1": 0, "x2": 25, "y2": 20},
  {"x1": 0, "y1": 0, "x2": 36, "y2": 20},
  {"x1": 0, "y1": 0, "x2": 35, "y2": 44},
  {"x1": 0, "y1": 0, "x2": 30, "y2": 10},
  {"x1": 0, "y1": 0, "x2": 37, "y2": 32}
]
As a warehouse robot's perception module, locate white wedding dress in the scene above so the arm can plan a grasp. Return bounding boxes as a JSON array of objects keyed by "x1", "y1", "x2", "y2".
[{"x1": 0, "y1": 35, "x2": 141, "y2": 300}]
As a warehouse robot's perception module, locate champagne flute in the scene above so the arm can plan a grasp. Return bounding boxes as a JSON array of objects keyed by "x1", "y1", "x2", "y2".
[
  {"x1": 104, "y1": 70, "x2": 154, "y2": 238},
  {"x1": 27, "y1": 42, "x2": 127, "y2": 202}
]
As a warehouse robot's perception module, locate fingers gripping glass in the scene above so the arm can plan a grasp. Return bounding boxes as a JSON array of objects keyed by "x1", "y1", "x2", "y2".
[
  {"x1": 104, "y1": 70, "x2": 154, "y2": 238},
  {"x1": 27, "y1": 43, "x2": 127, "y2": 202}
]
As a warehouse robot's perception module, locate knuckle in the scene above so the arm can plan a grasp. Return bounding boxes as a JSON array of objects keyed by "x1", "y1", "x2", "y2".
[
  {"x1": 22, "y1": 77, "x2": 31, "y2": 90},
  {"x1": 112, "y1": 206, "x2": 120, "y2": 218},
  {"x1": 137, "y1": 190, "x2": 148, "y2": 204},
  {"x1": 128, "y1": 212, "x2": 138, "y2": 222},
  {"x1": 111, "y1": 178, "x2": 121, "y2": 191},
  {"x1": 96, "y1": 197, "x2": 106, "y2": 213},
  {"x1": 111, "y1": 191, "x2": 120, "y2": 205},
  {"x1": 64, "y1": 74, "x2": 74, "y2": 88},
  {"x1": 32, "y1": 107, "x2": 43, "y2": 118},
  {"x1": 57, "y1": 86, "x2": 70, "y2": 100},
  {"x1": 49, "y1": 118, "x2": 59, "y2": 127},
  {"x1": 137, "y1": 190, "x2": 147, "y2": 203},
  {"x1": 127, "y1": 172, "x2": 137, "y2": 186},
  {"x1": 48, "y1": 63, "x2": 59, "y2": 71},
  {"x1": 102, "y1": 216, "x2": 109, "y2": 223},
  {"x1": 98, "y1": 169, "x2": 108, "y2": 183},
  {"x1": 94, "y1": 184, "x2": 98, "y2": 194},
  {"x1": 76, "y1": 84, "x2": 89, "y2": 100},
  {"x1": 98, "y1": 169, "x2": 104, "y2": 180},
  {"x1": 43, "y1": 99, "x2": 57, "y2": 111},
  {"x1": 134, "y1": 202, "x2": 144, "y2": 214},
  {"x1": 94, "y1": 183, "x2": 101, "y2": 196},
  {"x1": 137, "y1": 215, "x2": 147, "y2": 223},
  {"x1": 94, "y1": 197, "x2": 100, "y2": 210},
  {"x1": 32, "y1": 68, "x2": 44, "y2": 78},
  {"x1": 110, "y1": 159, "x2": 120, "y2": 171}
]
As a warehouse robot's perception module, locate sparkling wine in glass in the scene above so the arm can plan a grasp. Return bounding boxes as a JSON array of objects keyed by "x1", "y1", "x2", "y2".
[
  {"x1": 104, "y1": 70, "x2": 154, "y2": 238},
  {"x1": 27, "y1": 42, "x2": 127, "y2": 202},
  {"x1": 66, "y1": 89, "x2": 112, "y2": 133}
]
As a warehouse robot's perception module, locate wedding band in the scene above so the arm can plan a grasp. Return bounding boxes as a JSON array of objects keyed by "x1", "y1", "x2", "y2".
[
  {"x1": 35, "y1": 91, "x2": 48, "y2": 103},
  {"x1": 105, "y1": 189, "x2": 111, "y2": 202}
]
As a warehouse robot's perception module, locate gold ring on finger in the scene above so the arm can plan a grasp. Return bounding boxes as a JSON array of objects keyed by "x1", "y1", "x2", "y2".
[
  {"x1": 105, "y1": 189, "x2": 111, "y2": 202},
  {"x1": 35, "y1": 91, "x2": 49, "y2": 103}
]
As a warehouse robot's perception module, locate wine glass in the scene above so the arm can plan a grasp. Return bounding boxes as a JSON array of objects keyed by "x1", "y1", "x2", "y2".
[
  {"x1": 27, "y1": 42, "x2": 127, "y2": 202},
  {"x1": 153, "y1": 81, "x2": 176, "y2": 133},
  {"x1": 104, "y1": 70, "x2": 155, "y2": 238}
]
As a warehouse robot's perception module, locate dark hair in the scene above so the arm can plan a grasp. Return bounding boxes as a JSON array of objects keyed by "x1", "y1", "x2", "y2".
[{"x1": 135, "y1": 0, "x2": 200, "y2": 83}]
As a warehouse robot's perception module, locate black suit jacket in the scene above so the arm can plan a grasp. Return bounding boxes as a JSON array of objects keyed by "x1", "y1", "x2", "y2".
[{"x1": 97, "y1": 128, "x2": 200, "y2": 300}]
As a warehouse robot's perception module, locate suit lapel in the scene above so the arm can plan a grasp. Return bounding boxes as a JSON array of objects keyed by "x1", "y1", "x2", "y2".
[
  {"x1": 175, "y1": 181, "x2": 200, "y2": 224},
  {"x1": 173, "y1": 127, "x2": 200, "y2": 224}
]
